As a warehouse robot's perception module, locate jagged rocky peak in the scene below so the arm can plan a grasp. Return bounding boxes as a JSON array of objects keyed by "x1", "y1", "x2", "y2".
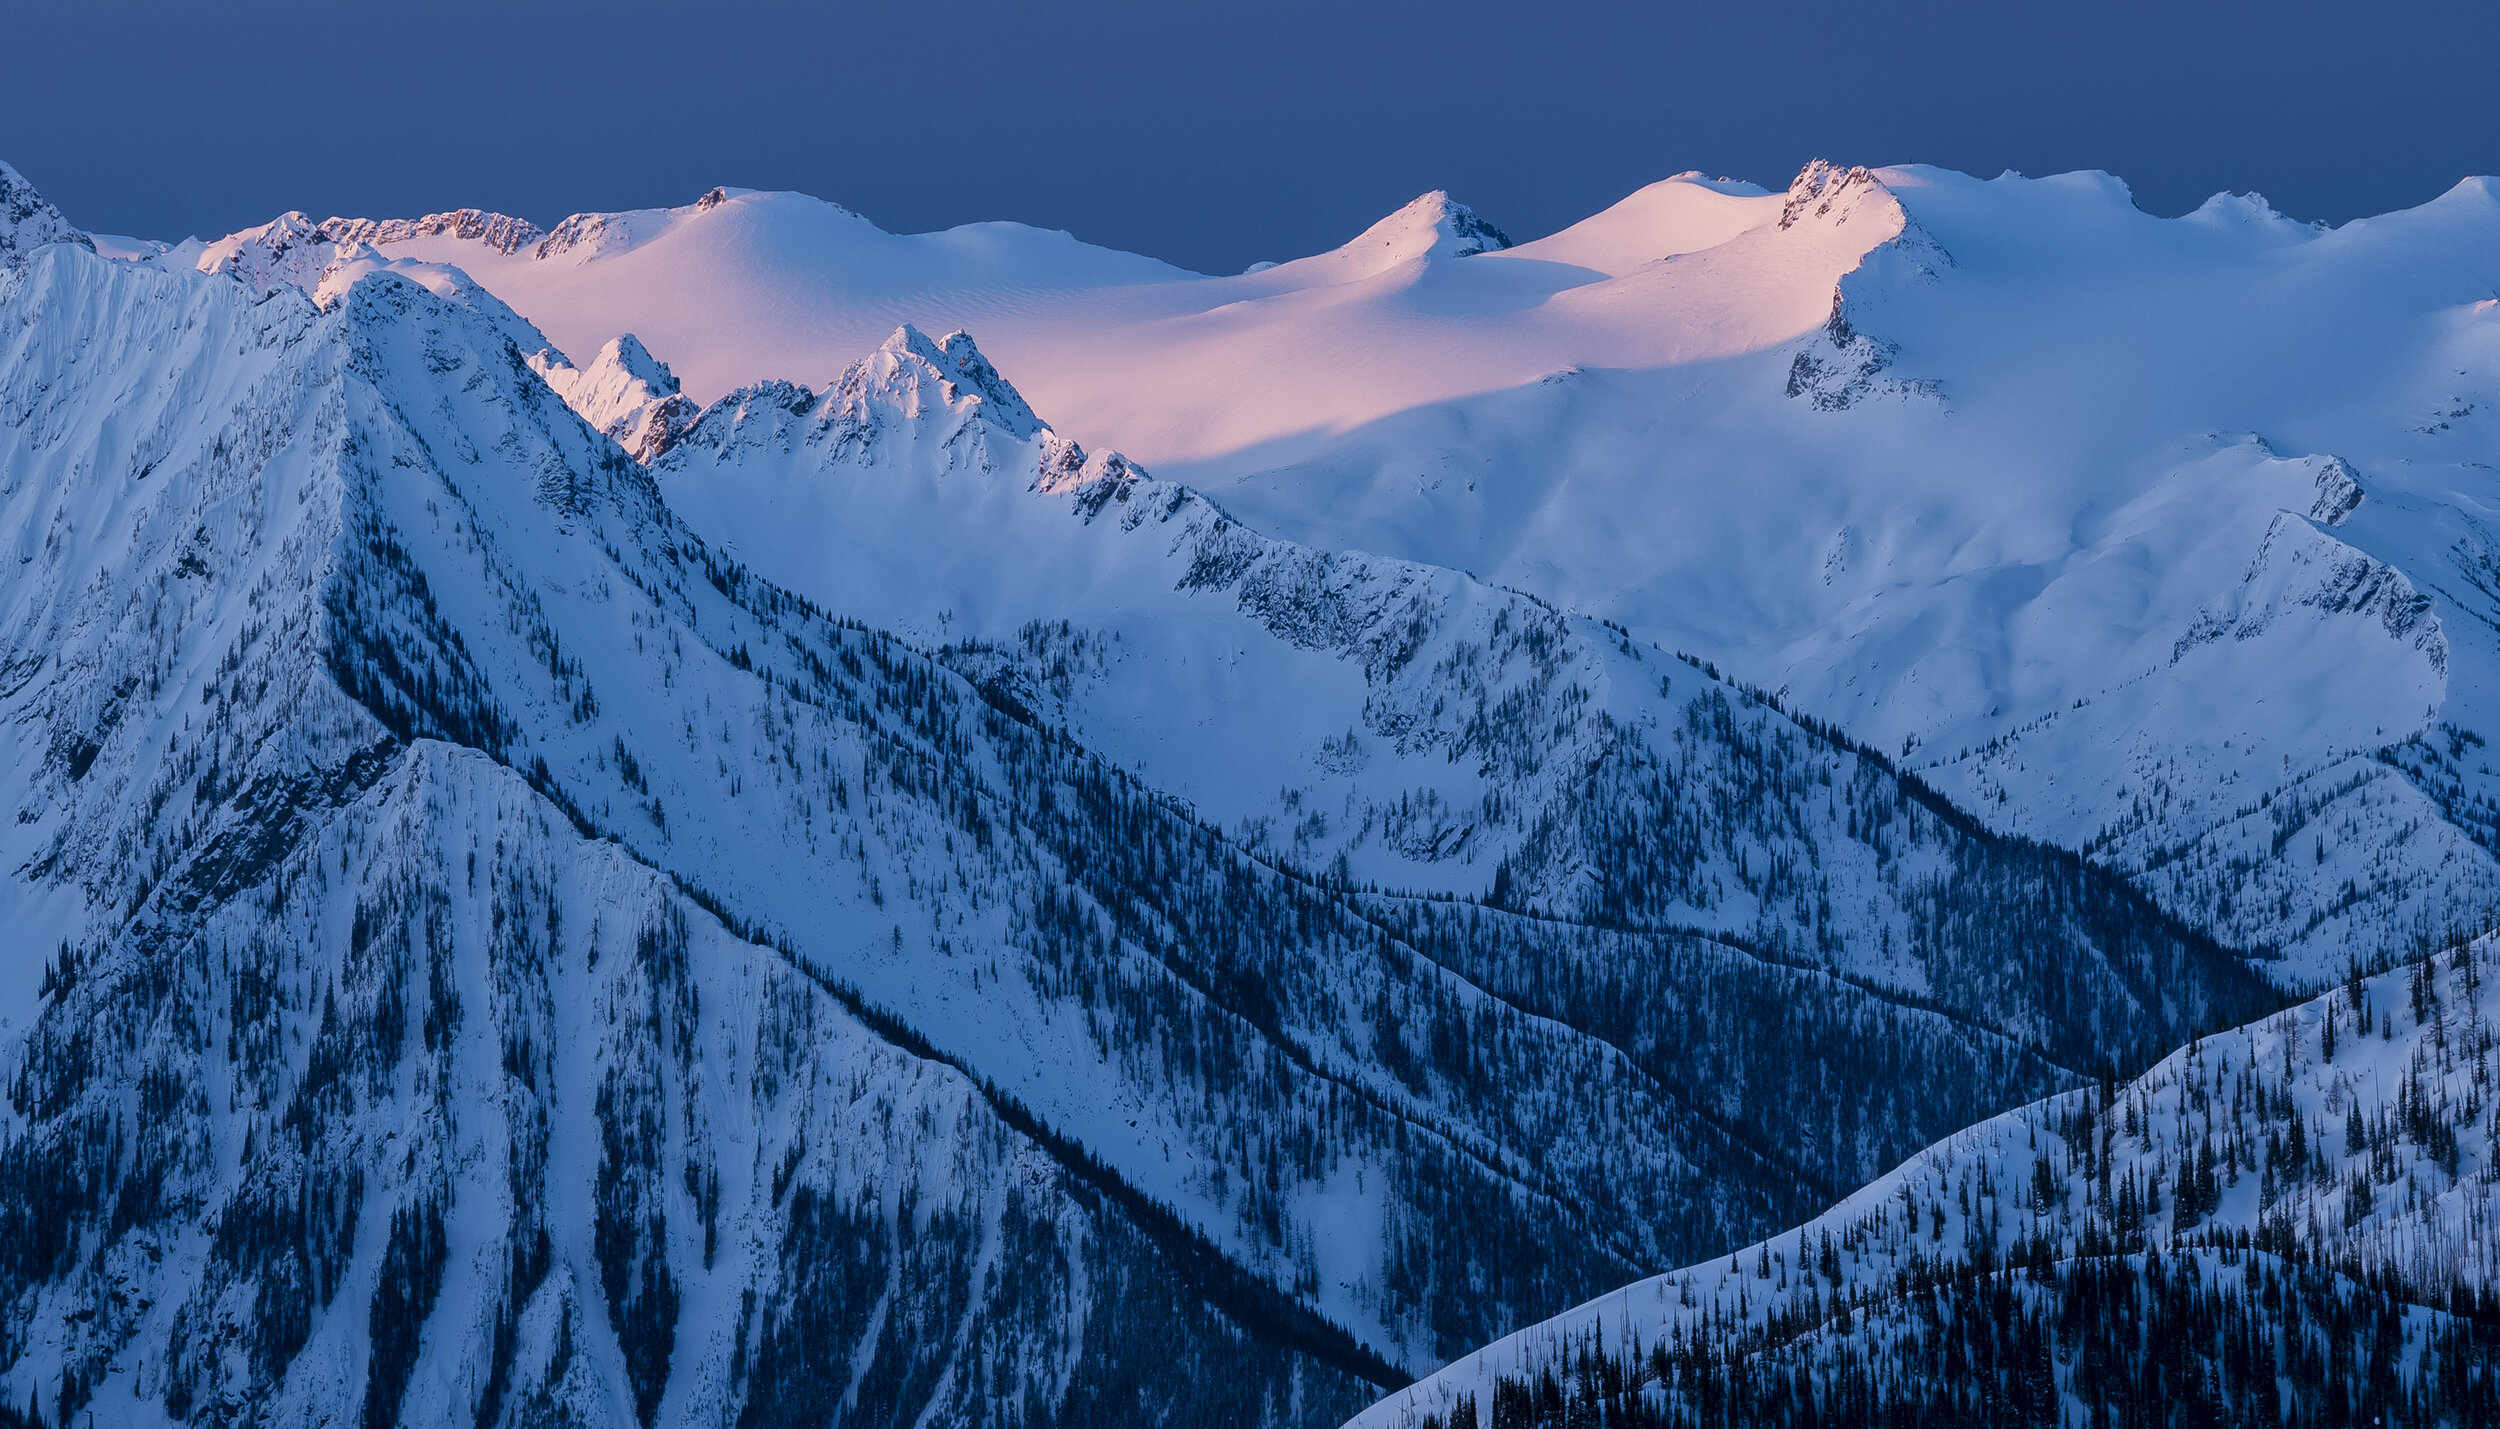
[
  {"x1": 666, "y1": 323, "x2": 1150, "y2": 489},
  {"x1": 1774, "y1": 160, "x2": 1948, "y2": 274},
  {"x1": 2309, "y1": 454, "x2": 2365, "y2": 525},
  {"x1": 533, "y1": 330, "x2": 681, "y2": 401},
  {"x1": 831, "y1": 323, "x2": 1046, "y2": 440},
  {"x1": 599, "y1": 330, "x2": 675, "y2": 391},
  {"x1": 196, "y1": 210, "x2": 356, "y2": 294},
  {"x1": 530, "y1": 331, "x2": 697, "y2": 462},
  {"x1": 1777, "y1": 158, "x2": 1901, "y2": 231},
  {"x1": 1030, "y1": 430, "x2": 1147, "y2": 497},
  {"x1": 320, "y1": 207, "x2": 547, "y2": 255},
  {"x1": 1775, "y1": 160, "x2": 1952, "y2": 406},
  {"x1": 0, "y1": 160, "x2": 92, "y2": 267},
  {"x1": 1341, "y1": 190, "x2": 1515, "y2": 265}
]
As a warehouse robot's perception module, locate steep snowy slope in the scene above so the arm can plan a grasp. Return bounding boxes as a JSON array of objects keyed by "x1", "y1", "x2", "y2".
[
  {"x1": 650, "y1": 312, "x2": 2270, "y2": 1039},
  {"x1": 527, "y1": 334, "x2": 696, "y2": 461},
  {"x1": 0, "y1": 163, "x2": 86, "y2": 267},
  {"x1": 0, "y1": 238, "x2": 1392, "y2": 1426},
  {"x1": 0, "y1": 237, "x2": 1405, "y2": 1427},
  {"x1": 649, "y1": 317, "x2": 2283, "y2": 1181},
  {"x1": 267, "y1": 160, "x2": 2500, "y2": 982},
  {"x1": 0, "y1": 168, "x2": 2286, "y2": 1427},
  {"x1": 1354, "y1": 939, "x2": 2500, "y2": 1427}
]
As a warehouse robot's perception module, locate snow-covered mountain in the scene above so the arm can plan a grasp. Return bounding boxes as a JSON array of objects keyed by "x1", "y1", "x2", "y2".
[
  {"x1": 0, "y1": 161, "x2": 2290, "y2": 1429},
  {"x1": 0, "y1": 214, "x2": 1412, "y2": 1428},
  {"x1": 292, "y1": 161, "x2": 2500, "y2": 984},
  {"x1": 1352, "y1": 938, "x2": 2500, "y2": 1427},
  {"x1": 528, "y1": 334, "x2": 697, "y2": 462},
  {"x1": 646, "y1": 317, "x2": 2270, "y2": 1065},
  {"x1": 0, "y1": 162, "x2": 87, "y2": 267},
  {"x1": 641, "y1": 315, "x2": 2292, "y2": 1193}
]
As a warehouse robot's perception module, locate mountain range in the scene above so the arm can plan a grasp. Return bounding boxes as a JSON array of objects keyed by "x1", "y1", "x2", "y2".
[{"x1": 1, "y1": 151, "x2": 2495, "y2": 1426}]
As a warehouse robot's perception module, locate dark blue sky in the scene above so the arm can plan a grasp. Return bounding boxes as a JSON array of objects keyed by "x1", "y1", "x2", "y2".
[{"x1": 4, "y1": 0, "x2": 2494, "y2": 275}]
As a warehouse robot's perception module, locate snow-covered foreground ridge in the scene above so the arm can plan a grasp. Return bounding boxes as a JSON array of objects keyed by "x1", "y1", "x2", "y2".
[
  {"x1": 0, "y1": 164, "x2": 2278, "y2": 1429},
  {"x1": 199, "y1": 156, "x2": 2500, "y2": 985},
  {"x1": 1352, "y1": 942, "x2": 2500, "y2": 1428}
]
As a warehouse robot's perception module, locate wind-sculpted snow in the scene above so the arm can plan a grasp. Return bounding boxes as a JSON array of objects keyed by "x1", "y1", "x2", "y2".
[
  {"x1": 0, "y1": 172, "x2": 2278, "y2": 1427},
  {"x1": 1354, "y1": 939, "x2": 2500, "y2": 1427},
  {"x1": 289, "y1": 157, "x2": 2500, "y2": 983}
]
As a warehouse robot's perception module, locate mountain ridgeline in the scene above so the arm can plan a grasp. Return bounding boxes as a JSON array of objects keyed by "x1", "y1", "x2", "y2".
[
  {"x1": 0, "y1": 160, "x2": 2311, "y2": 1429},
  {"x1": 287, "y1": 156, "x2": 2500, "y2": 989},
  {"x1": 1359, "y1": 944, "x2": 2500, "y2": 1428}
]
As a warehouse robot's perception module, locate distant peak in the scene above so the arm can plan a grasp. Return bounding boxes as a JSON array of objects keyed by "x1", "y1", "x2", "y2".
[
  {"x1": 529, "y1": 331, "x2": 694, "y2": 460},
  {"x1": 2434, "y1": 175, "x2": 2500, "y2": 207},
  {"x1": 1032, "y1": 433, "x2": 1149, "y2": 500},
  {"x1": 1778, "y1": 161, "x2": 1896, "y2": 230},
  {"x1": 2190, "y1": 190, "x2": 2292, "y2": 225},
  {"x1": 198, "y1": 211, "x2": 354, "y2": 295},
  {"x1": 0, "y1": 160, "x2": 91, "y2": 268},
  {"x1": 879, "y1": 322, "x2": 949, "y2": 363},
  {"x1": 599, "y1": 332, "x2": 677, "y2": 394},
  {"x1": 692, "y1": 186, "x2": 765, "y2": 215},
  {"x1": 1341, "y1": 191, "x2": 1514, "y2": 266},
  {"x1": 321, "y1": 208, "x2": 546, "y2": 256},
  {"x1": 1424, "y1": 191, "x2": 1514, "y2": 256},
  {"x1": 245, "y1": 210, "x2": 324, "y2": 245},
  {"x1": 848, "y1": 324, "x2": 1044, "y2": 439}
]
